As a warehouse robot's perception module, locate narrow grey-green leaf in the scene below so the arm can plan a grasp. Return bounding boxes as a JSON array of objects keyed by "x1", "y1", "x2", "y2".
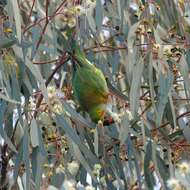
[
  {"x1": 30, "y1": 118, "x2": 40, "y2": 147},
  {"x1": 130, "y1": 57, "x2": 144, "y2": 116},
  {"x1": 0, "y1": 92, "x2": 20, "y2": 104},
  {"x1": 56, "y1": 114, "x2": 81, "y2": 145},
  {"x1": 14, "y1": 142, "x2": 23, "y2": 180},
  {"x1": 178, "y1": 117, "x2": 190, "y2": 143},
  {"x1": 144, "y1": 141, "x2": 155, "y2": 189},
  {"x1": 0, "y1": 37, "x2": 16, "y2": 49},
  {"x1": 156, "y1": 71, "x2": 173, "y2": 126},
  {"x1": 62, "y1": 101, "x2": 94, "y2": 128},
  {"x1": 23, "y1": 127, "x2": 30, "y2": 190},
  {"x1": 87, "y1": 10, "x2": 96, "y2": 33},
  {"x1": 13, "y1": 46, "x2": 49, "y2": 104},
  {"x1": 177, "y1": 54, "x2": 190, "y2": 97},
  {"x1": 95, "y1": 0, "x2": 103, "y2": 31},
  {"x1": 56, "y1": 114, "x2": 98, "y2": 164},
  {"x1": 126, "y1": 136, "x2": 142, "y2": 189},
  {"x1": 72, "y1": 142, "x2": 98, "y2": 183},
  {"x1": 9, "y1": 0, "x2": 22, "y2": 42},
  {"x1": 31, "y1": 147, "x2": 45, "y2": 189}
]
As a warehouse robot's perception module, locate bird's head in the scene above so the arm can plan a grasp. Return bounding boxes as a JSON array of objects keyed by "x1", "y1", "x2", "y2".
[
  {"x1": 89, "y1": 104, "x2": 106, "y2": 123},
  {"x1": 89, "y1": 105, "x2": 115, "y2": 125}
]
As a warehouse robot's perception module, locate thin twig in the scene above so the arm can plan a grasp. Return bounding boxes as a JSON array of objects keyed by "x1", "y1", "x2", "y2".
[
  {"x1": 23, "y1": 0, "x2": 67, "y2": 33},
  {"x1": 152, "y1": 110, "x2": 190, "y2": 132},
  {"x1": 28, "y1": 0, "x2": 36, "y2": 19},
  {"x1": 34, "y1": 0, "x2": 49, "y2": 53},
  {"x1": 33, "y1": 59, "x2": 58, "y2": 65}
]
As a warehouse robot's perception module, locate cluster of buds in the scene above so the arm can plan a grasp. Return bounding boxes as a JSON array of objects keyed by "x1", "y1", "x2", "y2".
[
  {"x1": 67, "y1": 160, "x2": 80, "y2": 176},
  {"x1": 167, "y1": 178, "x2": 184, "y2": 190},
  {"x1": 130, "y1": 1, "x2": 160, "y2": 19},
  {"x1": 47, "y1": 86, "x2": 64, "y2": 114},
  {"x1": 167, "y1": 161, "x2": 190, "y2": 190},
  {"x1": 92, "y1": 163, "x2": 102, "y2": 177},
  {"x1": 55, "y1": 0, "x2": 96, "y2": 28}
]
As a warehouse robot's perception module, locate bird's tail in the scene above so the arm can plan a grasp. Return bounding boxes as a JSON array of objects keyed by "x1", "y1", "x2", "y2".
[{"x1": 72, "y1": 43, "x2": 92, "y2": 67}]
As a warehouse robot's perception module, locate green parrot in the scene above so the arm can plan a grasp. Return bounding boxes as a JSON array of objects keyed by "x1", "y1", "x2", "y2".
[{"x1": 72, "y1": 47, "x2": 110, "y2": 123}]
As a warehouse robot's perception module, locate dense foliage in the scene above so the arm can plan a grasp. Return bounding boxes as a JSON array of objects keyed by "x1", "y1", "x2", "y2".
[{"x1": 1, "y1": 0, "x2": 190, "y2": 189}]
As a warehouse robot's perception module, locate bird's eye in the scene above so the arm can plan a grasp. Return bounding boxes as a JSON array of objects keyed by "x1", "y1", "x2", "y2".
[
  {"x1": 97, "y1": 110, "x2": 105, "y2": 118},
  {"x1": 97, "y1": 110, "x2": 101, "y2": 115}
]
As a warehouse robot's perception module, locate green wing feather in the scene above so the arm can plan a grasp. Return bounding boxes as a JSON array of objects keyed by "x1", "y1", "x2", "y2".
[
  {"x1": 72, "y1": 46, "x2": 109, "y2": 122},
  {"x1": 73, "y1": 64, "x2": 109, "y2": 110}
]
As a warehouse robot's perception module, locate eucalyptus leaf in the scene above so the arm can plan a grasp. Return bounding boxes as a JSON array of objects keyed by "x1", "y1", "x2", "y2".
[
  {"x1": 8, "y1": 0, "x2": 22, "y2": 42},
  {"x1": 30, "y1": 118, "x2": 40, "y2": 147}
]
